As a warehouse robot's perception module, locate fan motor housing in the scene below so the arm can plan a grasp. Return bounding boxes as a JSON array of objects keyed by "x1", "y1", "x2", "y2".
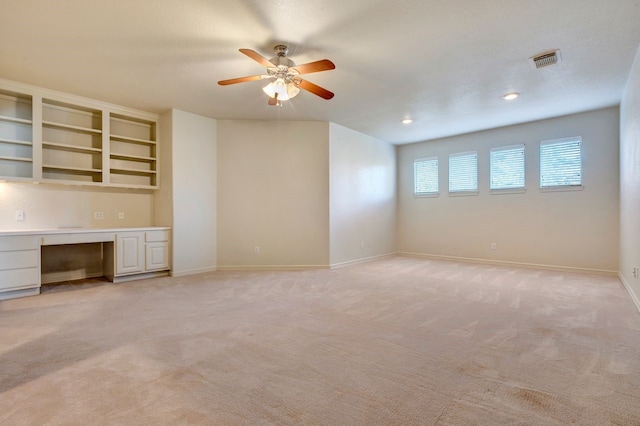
[{"x1": 269, "y1": 56, "x2": 295, "y2": 68}]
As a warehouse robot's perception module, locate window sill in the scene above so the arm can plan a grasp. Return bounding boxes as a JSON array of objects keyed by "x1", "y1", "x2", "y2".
[
  {"x1": 490, "y1": 188, "x2": 526, "y2": 195},
  {"x1": 540, "y1": 185, "x2": 584, "y2": 193},
  {"x1": 414, "y1": 192, "x2": 439, "y2": 198},
  {"x1": 448, "y1": 190, "x2": 479, "y2": 197}
]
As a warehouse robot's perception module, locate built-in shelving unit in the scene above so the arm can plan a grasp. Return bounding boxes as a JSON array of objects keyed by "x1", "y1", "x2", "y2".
[
  {"x1": 41, "y1": 99, "x2": 103, "y2": 184},
  {"x1": 0, "y1": 89, "x2": 33, "y2": 180},
  {"x1": 0, "y1": 79, "x2": 159, "y2": 189},
  {"x1": 109, "y1": 114, "x2": 157, "y2": 188}
]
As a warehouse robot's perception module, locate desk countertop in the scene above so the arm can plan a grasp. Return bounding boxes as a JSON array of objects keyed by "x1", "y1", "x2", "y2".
[{"x1": 0, "y1": 226, "x2": 170, "y2": 237}]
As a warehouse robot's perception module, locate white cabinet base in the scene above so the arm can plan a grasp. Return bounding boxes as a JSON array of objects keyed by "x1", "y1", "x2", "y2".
[{"x1": 0, "y1": 287, "x2": 40, "y2": 301}]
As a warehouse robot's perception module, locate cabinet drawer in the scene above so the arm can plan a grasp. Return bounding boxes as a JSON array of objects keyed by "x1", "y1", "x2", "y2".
[
  {"x1": 145, "y1": 230, "x2": 169, "y2": 242},
  {"x1": 0, "y1": 236, "x2": 38, "y2": 252},
  {"x1": 0, "y1": 250, "x2": 39, "y2": 270},
  {"x1": 0, "y1": 268, "x2": 39, "y2": 291}
]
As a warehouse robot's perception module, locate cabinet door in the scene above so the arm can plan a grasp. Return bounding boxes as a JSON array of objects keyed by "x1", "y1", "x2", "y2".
[
  {"x1": 116, "y1": 232, "x2": 144, "y2": 275},
  {"x1": 145, "y1": 241, "x2": 169, "y2": 271}
]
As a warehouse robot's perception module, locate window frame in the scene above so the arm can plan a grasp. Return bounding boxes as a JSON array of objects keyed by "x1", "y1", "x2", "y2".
[
  {"x1": 413, "y1": 156, "x2": 439, "y2": 197},
  {"x1": 539, "y1": 136, "x2": 583, "y2": 191},
  {"x1": 489, "y1": 144, "x2": 526, "y2": 193},
  {"x1": 448, "y1": 151, "x2": 478, "y2": 195}
]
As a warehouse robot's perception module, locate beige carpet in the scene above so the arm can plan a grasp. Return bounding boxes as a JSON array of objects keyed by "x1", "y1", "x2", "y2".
[{"x1": 1, "y1": 256, "x2": 639, "y2": 425}]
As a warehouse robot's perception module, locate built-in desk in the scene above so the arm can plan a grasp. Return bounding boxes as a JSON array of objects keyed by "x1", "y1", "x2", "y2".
[{"x1": 0, "y1": 227, "x2": 171, "y2": 301}]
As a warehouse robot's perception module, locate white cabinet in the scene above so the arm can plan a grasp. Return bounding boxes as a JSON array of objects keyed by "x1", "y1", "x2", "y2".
[
  {"x1": 115, "y1": 230, "x2": 170, "y2": 278},
  {"x1": 0, "y1": 236, "x2": 40, "y2": 300},
  {"x1": 115, "y1": 232, "x2": 145, "y2": 275},
  {"x1": 145, "y1": 230, "x2": 170, "y2": 271}
]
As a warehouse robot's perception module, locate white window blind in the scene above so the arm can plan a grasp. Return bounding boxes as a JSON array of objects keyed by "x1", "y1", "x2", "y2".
[
  {"x1": 490, "y1": 144, "x2": 525, "y2": 190},
  {"x1": 414, "y1": 157, "x2": 439, "y2": 195},
  {"x1": 449, "y1": 151, "x2": 478, "y2": 193},
  {"x1": 540, "y1": 137, "x2": 582, "y2": 188}
]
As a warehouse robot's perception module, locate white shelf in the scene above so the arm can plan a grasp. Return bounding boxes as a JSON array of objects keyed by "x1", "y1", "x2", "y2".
[
  {"x1": 110, "y1": 134, "x2": 156, "y2": 145},
  {"x1": 110, "y1": 167, "x2": 157, "y2": 175},
  {"x1": 0, "y1": 155, "x2": 32, "y2": 163},
  {"x1": 110, "y1": 152, "x2": 155, "y2": 162},
  {"x1": 43, "y1": 141, "x2": 102, "y2": 154},
  {"x1": 0, "y1": 137, "x2": 32, "y2": 146},
  {"x1": 42, "y1": 120, "x2": 102, "y2": 134},
  {"x1": 0, "y1": 114, "x2": 32, "y2": 125},
  {"x1": 43, "y1": 164, "x2": 103, "y2": 174}
]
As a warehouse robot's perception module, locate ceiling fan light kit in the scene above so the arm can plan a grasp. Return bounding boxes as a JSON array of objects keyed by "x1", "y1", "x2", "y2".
[{"x1": 218, "y1": 44, "x2": 335, "y2": 106}]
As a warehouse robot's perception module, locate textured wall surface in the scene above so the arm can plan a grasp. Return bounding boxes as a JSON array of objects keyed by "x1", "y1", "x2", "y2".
[
  {"x1": 397, "y1": 107, "x2": 620, "y2": 272},
  {"x1": 620, "y1": 44, "x2": 640, "y2": 308}
]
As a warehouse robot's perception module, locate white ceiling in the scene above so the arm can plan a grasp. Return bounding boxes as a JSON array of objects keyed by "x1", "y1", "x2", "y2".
[{"x1": 1, "y1": 0, "x2": 640, "y2": 144}]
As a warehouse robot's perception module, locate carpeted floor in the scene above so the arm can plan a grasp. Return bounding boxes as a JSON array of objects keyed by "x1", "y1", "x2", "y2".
[{"x1": 1, "y1": 256, "x2": 639, "y2": 425}]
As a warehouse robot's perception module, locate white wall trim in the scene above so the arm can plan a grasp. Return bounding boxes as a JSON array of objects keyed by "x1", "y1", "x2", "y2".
[
  {"x1": 171, "y1": 266, "x2": 218, "y2": 277},
  {"x1": 619, "y1": 273, "x2": 640, "y2": 313},
  {"x1": 398, "y1": 252, "x2": 618, "y2": 276},
  {"x1": 330, "y1": 253, "x2": 396, "y2": 269},
  {"x1": 216, "y1": 265, "x2": 330, "y2": 272}
]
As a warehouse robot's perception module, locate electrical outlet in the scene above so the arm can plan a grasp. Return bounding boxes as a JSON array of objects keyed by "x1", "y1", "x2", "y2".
[
  {"x1": 254, "y1": 246, "x2": 260, "y2": 254},
  {"x1": 15, "y1": 211, "x2": 25, "y2": 222},
  {"x1": 94, "y1": 212, "x2": 104, "y2": 220},
  {"x1": 118, "y1": 212, "x2": 125, "y2": 220},
  {"x1": 491, "y1": 243, "x2": 497, "y2": 250},
  {"x1": 360, "y1": 241, "x2": 365, "y2": 249}
]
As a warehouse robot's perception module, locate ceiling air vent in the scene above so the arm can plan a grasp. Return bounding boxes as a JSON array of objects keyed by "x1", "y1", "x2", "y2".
[{"x1": 530, "y1": 50, "x2": 561, "y2": 69}]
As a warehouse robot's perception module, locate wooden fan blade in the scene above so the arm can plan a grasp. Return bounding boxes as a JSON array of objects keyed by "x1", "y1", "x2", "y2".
[
  {"x1": 298, "y1": 79, "x2": 334, "y2": 100},
  {"x1": 292, "y1": 59, "x2": 335, "y2": 75},
  {"x1": 218, "y1": 75, "x2": 265, "y2": 86},
  {"x1": 239, "y1": 48, "x2": 275, "y2": 68}
]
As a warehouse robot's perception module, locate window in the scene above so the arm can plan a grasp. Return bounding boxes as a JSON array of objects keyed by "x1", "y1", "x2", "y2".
[
  {"x1": 540, "y1": 137, "x2": 582, "y2": 188},
  {"x1": 490, "y1": 144, "x2": 525, "y2": 190},
  {"x1": 414, "y1": 157, "x2": 438, "y2": 195},
  {"x1": 449, "y1": 151, "x2": 478, "y2": 193}
]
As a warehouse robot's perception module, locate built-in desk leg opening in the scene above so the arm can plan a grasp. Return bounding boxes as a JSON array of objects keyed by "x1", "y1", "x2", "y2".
[{"x1": 41, "y1": 242, "x2": 106, "y2": 284}]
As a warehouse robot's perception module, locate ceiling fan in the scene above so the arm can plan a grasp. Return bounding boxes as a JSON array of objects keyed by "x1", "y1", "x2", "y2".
[{"x1": 218, "y1": 45, "x2": 335, "y2": 106}]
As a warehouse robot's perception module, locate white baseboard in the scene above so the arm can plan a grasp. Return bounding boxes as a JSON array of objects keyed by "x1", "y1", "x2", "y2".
[
  {"x1": 398, "y1": 252, "x2": 618, "y2": 276},
  {"x1": 619, "y1": 273, "x2": 640, "y2": 313},
  {"x1": 216, "y1": 265, "x2": 330, "y2": 272},
  {"x1": 113, "y1": 271, "x2": 170, "y2": 283},
  {"x1": 171, "y1": 266, "x2": 218, "y2": 277},
  {"x1": 330, "y1": 253, "x2": 397, "y2": 269}
]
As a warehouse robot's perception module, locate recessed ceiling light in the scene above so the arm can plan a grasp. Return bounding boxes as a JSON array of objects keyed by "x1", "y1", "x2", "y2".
[
  {"x1": 502, "y1": 92, "x2": 519, "y2": 101},
  {"x1": 402, "y1": 118, "x2": 413, "y2": 124}
]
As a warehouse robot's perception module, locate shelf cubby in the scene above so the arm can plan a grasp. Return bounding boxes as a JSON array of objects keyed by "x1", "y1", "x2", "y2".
[
  {"x1": 0, "y1": 89, "x2": 33, "y2": 179},
  {"x1": 108, "y1": 113, "x2": 157, "y2": 188},
  {"x1": 41, "y1": 99, "x2": 103, "y2": 184}
]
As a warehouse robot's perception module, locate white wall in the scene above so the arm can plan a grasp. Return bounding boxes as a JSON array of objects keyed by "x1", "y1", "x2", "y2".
[
  {"x1": 0, "y1": 182, "x2": 153, "y2": 229},
  {"x1": 165, "y1": 109, "x2": 217, "y2": 276},
  {"x1": 329, "y1": 123, "x2": 397, "y2": 266},
  {"x1": 216, "y1": 120, "x2": 330, "y2": 269},
  {"x1": 620, "y1": 45, "x2": 640, "y2": 310},
  {"x1": 397, "y1": 107, "x2": 620, "y2": 273}
]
